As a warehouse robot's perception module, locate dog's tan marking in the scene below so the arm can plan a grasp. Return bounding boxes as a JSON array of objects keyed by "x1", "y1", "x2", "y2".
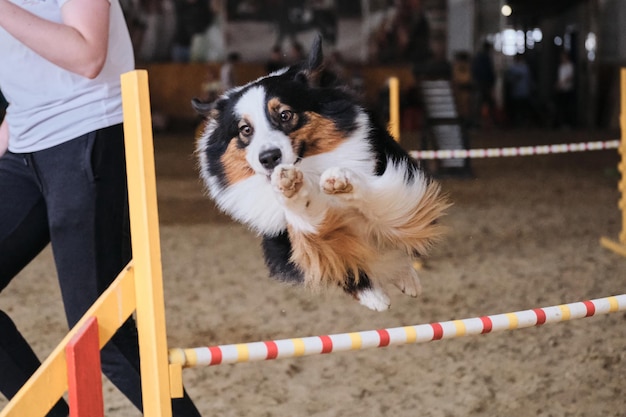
[
  {"x1": 221, "y1": 139, "x2": 254, "y2": 184},
  {"x1": 267, "y1": 98, "x2": 345, "y2": 156},
  {"x1": 291, "y1": 112, "x2": 346, "y2": 157},
  {"x1": 288, "y1": 208, "x2": 375, "y2": 290},
  {"x1": 267, "y1": 98, "x2": 299, "y2": 129}
]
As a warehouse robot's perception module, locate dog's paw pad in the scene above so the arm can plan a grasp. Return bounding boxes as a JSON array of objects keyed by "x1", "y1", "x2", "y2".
[
  {"x1": 321, "y1": 168, "x2": 353, "y2": 194},
  {"x1": 357, "y1": 288, "x2": 391, "y2": 311},
  {"x1": 272, "y1": 165, "x2": 303, "y2": 198}
]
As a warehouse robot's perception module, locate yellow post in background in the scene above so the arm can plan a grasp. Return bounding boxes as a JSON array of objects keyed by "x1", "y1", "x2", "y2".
[
  {"x1": 121, "y1": 70, "x2": 172, "y2": 417},
  {"x1": 600, "y1": 67, "x2": 626, "y2": 257},
  {"x1": 388, "y1": 77, "x2": 400, "y2": 142}
]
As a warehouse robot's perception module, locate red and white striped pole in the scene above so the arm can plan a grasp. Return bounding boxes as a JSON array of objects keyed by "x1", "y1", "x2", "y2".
[{"x1": 169, "y1": 293, "x2": 626, "y2": 368}]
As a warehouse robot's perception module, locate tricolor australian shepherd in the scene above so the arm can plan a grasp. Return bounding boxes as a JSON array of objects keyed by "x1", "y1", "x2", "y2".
[{"x1": 193, "y1": 36, "x2": 450, "y2": 311}]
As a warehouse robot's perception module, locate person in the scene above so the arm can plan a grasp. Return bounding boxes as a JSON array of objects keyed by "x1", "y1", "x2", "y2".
[
  {"x1": 452, "y1": 51, "x2": 473, "y2": 124},
  {"x1": 471, "y1": 40, "x2": 497, "y2": 127},
  {"x1": 287, "y1": 41, "x2": 306, "y2": 65},
  {"x1": 273, "y1": 0, "x2": 305, "y2": 49},
  {"x1": 506, "y1": 54, "x2": 532, "y2": 127},
  {"x1": 405, "y1": 0, "x2": 432, "y2": 68},
  {"x1": 554, "y1": 50, "x2": 575, "y2": 128},
  {"x1": 171, "y1": 0, "x2": 213, "y2": 62},
  {"x1": 0, "y1": 89, "x2": 7, "y2": 122},
  {"x1": 0, "y1": 1, "x2": 201, "y2": 416},
  {"x1": 220, "y1": 51, "x2": 240, "y2": 91},
  {"x1": 200, "y1": 66, "x2": 222, "y2": 103},
  {"x1": 415, "y1": 36, "x2": 451, "y2": 80}
]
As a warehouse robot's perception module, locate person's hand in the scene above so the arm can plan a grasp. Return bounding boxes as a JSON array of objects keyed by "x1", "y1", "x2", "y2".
[{"x1": 0, "y1": 120, "x2": 8, "y2": 157}]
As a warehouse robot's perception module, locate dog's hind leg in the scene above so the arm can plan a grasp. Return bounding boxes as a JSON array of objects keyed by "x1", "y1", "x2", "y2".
[
  {"x1": 343, "y1": 270, "x2": 391, "y2": 311},
  {"x1": 368, "y1": 250, "x2": 422, "y2": 297},
  {"x1": 358, "y1": 288, "x2": 391, "y2": 311}
]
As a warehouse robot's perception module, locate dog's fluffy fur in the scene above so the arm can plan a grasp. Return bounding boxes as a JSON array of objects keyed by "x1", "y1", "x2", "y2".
[{"x1": 194, "y1": 36, "x2": 450, "y2": 311}]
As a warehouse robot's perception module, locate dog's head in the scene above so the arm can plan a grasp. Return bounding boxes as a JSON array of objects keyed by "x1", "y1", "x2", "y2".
[
  {"x1": 194, "y1": 36, "x2": 364, "y2": 233},
  {"x1": 195, "y1": 36, "x2": 361, "y2": 185}
]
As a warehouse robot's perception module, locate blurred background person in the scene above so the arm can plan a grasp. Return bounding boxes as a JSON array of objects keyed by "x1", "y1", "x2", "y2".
[
  {"x1": 554, "y1": 50, "x2": 576, "y2": 128},
  {"x1": 506, "y1": 54, "x2": 533, "y2": 127},
  {"x1": 471, "y1": 40, "x2": 496, "y2": 128},
  {"x1": 171, "y1": 0, "x2": 213, "y2": 62}
]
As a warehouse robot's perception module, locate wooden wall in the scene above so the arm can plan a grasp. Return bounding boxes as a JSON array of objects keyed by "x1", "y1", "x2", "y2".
[{"x1": 141, "y1": 62, "x2": 416, "y2": 122}]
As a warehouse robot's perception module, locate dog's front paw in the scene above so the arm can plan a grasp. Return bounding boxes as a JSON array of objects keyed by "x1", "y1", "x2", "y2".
[
  {"x1": 320, "y1": 167, "x2": 353, "y2": 195},
  {"x1": 271, "y1": 165, "x2": 303, "y2": 198}
]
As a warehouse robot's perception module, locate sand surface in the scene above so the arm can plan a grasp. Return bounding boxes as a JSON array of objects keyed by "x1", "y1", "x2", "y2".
[{"x1": 1, "y1": 127, "x2": 625, "y2": 417}]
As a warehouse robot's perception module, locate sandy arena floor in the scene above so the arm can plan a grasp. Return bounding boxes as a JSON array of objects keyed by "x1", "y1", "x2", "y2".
[{"x1": 1, "y1": 127, "x2": 625, "y2": 417}]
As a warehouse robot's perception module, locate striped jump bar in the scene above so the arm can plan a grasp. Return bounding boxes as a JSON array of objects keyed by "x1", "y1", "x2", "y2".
[
  {"x1": 169, "y1": 293, "x2": 626, "y2": 368},
  {"x1": 409, "y1": 139, "x2": 620, "y2": 160}
]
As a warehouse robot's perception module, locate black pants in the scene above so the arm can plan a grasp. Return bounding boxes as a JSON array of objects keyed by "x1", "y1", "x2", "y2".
[{"x1": 0, "y1": 125, "x2": 200, "y2": 416}]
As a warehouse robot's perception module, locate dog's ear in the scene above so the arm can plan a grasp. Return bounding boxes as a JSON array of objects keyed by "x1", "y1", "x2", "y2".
[
  {"x1": 192, "y1": 97, "x2": 218, "y2": 118},
  {"x1": 306, "y1": 33, "x2": 324, "y2": 74},
  {"x1": 294, "y1": 34, "x2": 324, "y2": 87}
]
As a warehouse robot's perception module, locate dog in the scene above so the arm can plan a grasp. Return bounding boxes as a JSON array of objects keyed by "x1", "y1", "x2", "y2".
[{"x1": 193, "y1": 36, "x2": 450, "y2": 311}]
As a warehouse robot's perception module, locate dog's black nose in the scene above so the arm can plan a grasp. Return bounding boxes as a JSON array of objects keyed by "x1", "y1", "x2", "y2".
[{"x1": 259, "y1": 148, "x2": 282, "y2": 170}]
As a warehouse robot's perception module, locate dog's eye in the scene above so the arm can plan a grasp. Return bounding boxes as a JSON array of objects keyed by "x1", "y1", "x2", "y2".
[
  {"x1": 279, "y1": 110, "x2": 293, "y2": 123},
  {"x1": 239, "y1": 124, "x2": 253, "y2": 137}
]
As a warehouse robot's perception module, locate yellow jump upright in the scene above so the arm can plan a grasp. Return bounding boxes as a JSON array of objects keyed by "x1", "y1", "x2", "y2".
[
  {"x1": 121, "y1": 70, "x2": 173, "y2": 417},
  {"x1": 601, "y1": 68, "x2": 626, "y2": 257},
  {"x1": 388, "y1": 76, "x2": 400, "y2": 141}
]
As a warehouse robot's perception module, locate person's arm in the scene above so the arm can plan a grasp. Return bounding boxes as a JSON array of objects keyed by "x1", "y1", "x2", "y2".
[
  {"x1": 0, "y1": 0, "x2": 111, "y2": 79},
  {"x1": 0, "y1": 119, "x2": 8, "y2": 157}
]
